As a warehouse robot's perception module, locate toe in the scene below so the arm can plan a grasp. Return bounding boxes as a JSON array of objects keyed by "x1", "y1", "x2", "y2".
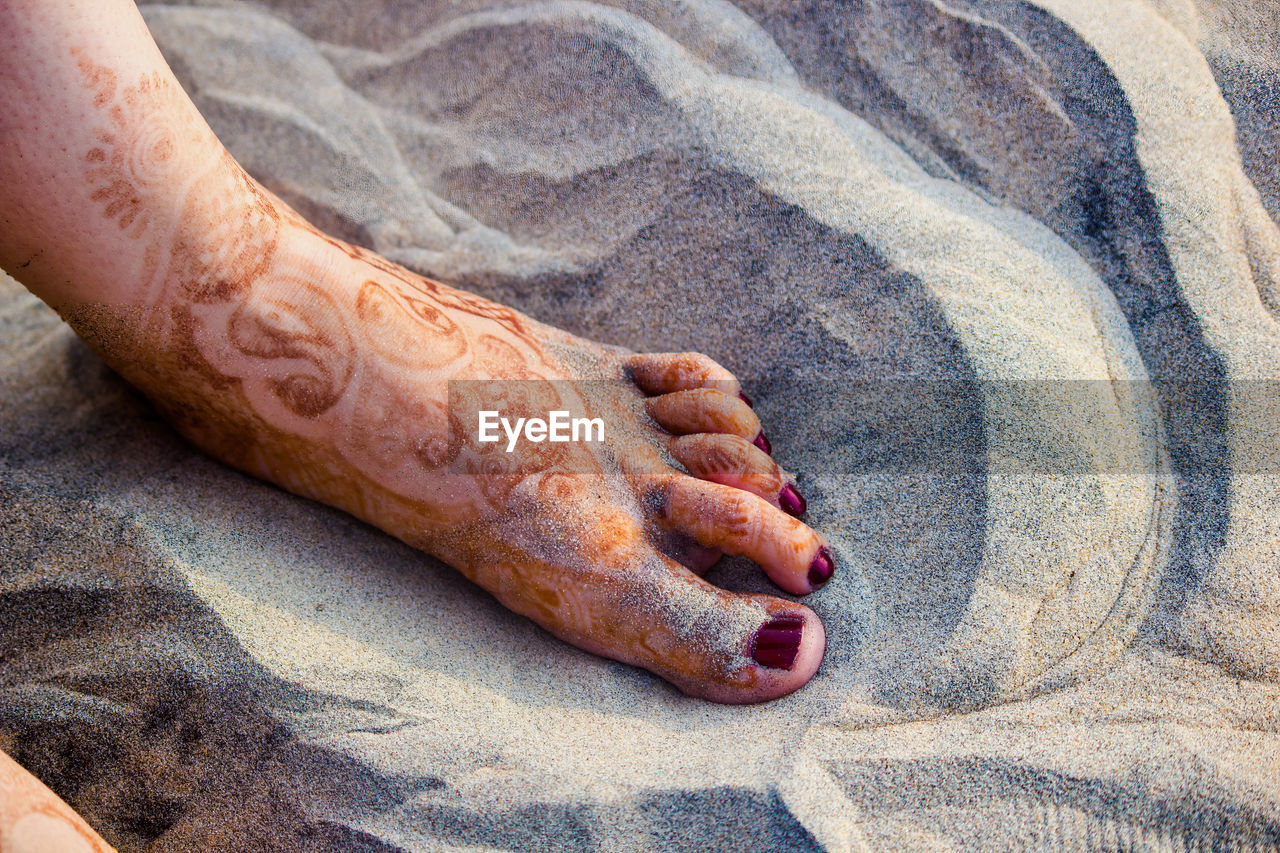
[
  {"x1": 627, "y1": 352, "x2": 739, "y2": 396},
  {"x1": 562, "y1": 555, "x2": 825, "y2": 703},
  {"x1": 660, "y1": 477, "x2": 834, "y2": 595},
  {"x1": 667, "y1": 433, "x2": 805, "y2": 515},
  {"x1": 645, "y1": 388, "x2": 763, "y2": 445},
  {"x1": 454, "y1": 514, "x2": 823, "y2": 702},
  {"x1": 749, "y1": 608, "x2": 826, "y2": 687},
  {"x1": 738, "y1": 603, "x2": 825, "y2": 703},
  {"x1": 650, "y1": 525, "x2": 723, "y2": 575}
]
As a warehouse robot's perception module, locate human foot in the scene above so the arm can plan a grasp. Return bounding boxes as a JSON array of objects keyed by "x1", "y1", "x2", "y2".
[
  {"x1": 67, "y1": 160, "x2": 833, "y2": 701},
  {"x1": 7, "y1": 47, "x2": 832, "y2": 704},
  {"x1": 166, "y1": 215, "x2": 836, "y2": 701}
]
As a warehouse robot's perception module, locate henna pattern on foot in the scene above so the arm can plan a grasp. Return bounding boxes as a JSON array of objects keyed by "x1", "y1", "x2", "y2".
[{"x1": 63, "y1": 51, "x2": 831, "y2": 703}]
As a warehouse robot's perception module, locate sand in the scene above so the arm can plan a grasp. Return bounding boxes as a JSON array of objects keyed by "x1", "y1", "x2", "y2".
[{"x1": 1, "y1": 0, "x2": 1278, "y2": 849}]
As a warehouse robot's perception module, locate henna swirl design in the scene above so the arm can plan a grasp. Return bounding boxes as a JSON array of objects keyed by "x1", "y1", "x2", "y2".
[
  {"x1": 173, "y1": 163, "x2": 282, "y2": 304},
  {"x1": 415, "y1": 402, "x2": 465, "y2": 471},
  {"x1": 76, "y1": 50, "x2": 280, "y2": 331},
  {"x1": 336, "y1": 365, "x2": 456, "y2": 479},
  {"x1": 355, "y1": 279, "x2": 467, "y2": 369},
  {"x1": 446, "y1": 378, "x2": 578, "y2": 505},
  {"x1": 421, "y1": 279, "x2": 543, "y2": 353},
  {"x1": 222, "y1": 282, "x2": 355, "y2": 419},
  {"x1": 474, "y1": 333, "x2": 534, "y2": 379},
  {"x1": 72, "y1": 48, "x2": 594, "y2": 520},
  {"x1": 319, "y1": 234, "x2": 547, "y2": 354}
]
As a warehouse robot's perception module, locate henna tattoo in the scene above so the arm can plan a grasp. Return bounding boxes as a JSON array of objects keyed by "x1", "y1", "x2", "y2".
[
  {"x1": 75, "y1": 50, "x2": 279, "y2": 332},
  {"x1": 77, "y1": 53, "x2": 209, "y2": 240},
  {"x1": 447, "y1": 378, "x2": 578, "y2": 505},
  {"x1": 474, "y1": 333, "x2": 534, "y2": 378},
  {"x1": 71, "y1": 52, "x2": 608, "y2": 518},
  {"x1": 415, "y1": 402, "x2": 465, "y2": 470},
  {"x1": 316, "y1": 231, "x2": 547, "y2": 354},
  {"x1": 224, "y1": 283, "x2": 354, "y2": 418},
  {"x1": 64, "y1": 48, "x2": 798, "y2": 698},
  {"x1": 72, "y1": 46, "x2": 116, "y2": 107},
  {"x1": 425, "y1": 282, "x2": 542, "y2": 352},
  {"x1": 337, "y1": 366, "x2": 453, "y2": 475},
  {"x1": 173, "y1": 163, "x2": 282, "y2": 304},
  {"x1": 355, "y1": 279, "x2": 467, "y2": 369}
]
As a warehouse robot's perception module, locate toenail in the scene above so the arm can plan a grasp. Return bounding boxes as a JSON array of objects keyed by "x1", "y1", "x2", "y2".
[
  {"x1": 753, "y1": 431, "x2": 772, "y2": 455},
  {"x1": 808, "y1": 547, "x2": 835, "y2": 589},
  {"x1": 779, "y1": 484, "x2": 806, "y2": 516},
  {"x1": 751, "y1": 616, "x2": 804, "y2": 670},
  {"x1": 739, "y1": 390, "x2": 753, "y2": 408}
]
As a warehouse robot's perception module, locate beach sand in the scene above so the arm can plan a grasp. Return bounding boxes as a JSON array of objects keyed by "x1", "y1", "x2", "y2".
[{"x1": 1, "y1": 0, "x2": 1277, "y2": 849}]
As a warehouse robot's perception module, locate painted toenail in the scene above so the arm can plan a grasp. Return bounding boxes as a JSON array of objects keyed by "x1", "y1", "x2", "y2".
[
  {"x1": 779, "y1": 484, "x2": 806, "y2": 516},
  {"x1": 808, "y1": 547, "x2": 835, "y2": 589},
  {"x1": 738, "y1": 390, "x2": 753, "y2": 408},
  {"x1": 753, "y1": 431, "x2": 772, "y2": 455},
  {"x1": 751, "y1": 616, "x2": 804, "y2": 670}
]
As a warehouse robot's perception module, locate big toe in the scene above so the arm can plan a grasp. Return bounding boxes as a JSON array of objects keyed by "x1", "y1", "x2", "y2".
[
  {"x1": 541, "y1": 553, "x2": 826, "y2": 704},
  {"x1": 732, "y1": 604, "x2": 826, "y2": 704}
]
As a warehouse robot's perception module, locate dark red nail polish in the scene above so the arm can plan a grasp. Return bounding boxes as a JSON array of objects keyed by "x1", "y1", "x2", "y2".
[
  {"x1": 738, "y1": 390, "x2": 753, "y2": 408},
  {"x1": 753, "y1": 431, "x2": 772, "y2": 455},
  {"x1": 779, "y1": 484, "x2": 806, "y2": 516},
  {"x1": 808, "y1": 547, "x2": 835, "y2": 589},
  {"x1": 751, "y1": 615, "x2": 804, "y2": 670}
]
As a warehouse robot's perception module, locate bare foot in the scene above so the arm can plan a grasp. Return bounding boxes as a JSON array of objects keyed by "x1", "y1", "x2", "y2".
[
  {"x1": 111, "y1": 184, "x2": 833, "y2": 702},
  {"x1": 5, "y1": 35, "x2": 832, "y2": 705},
  {"x1": 65, "y1": 135, "x2": 834, "y2": 703}
]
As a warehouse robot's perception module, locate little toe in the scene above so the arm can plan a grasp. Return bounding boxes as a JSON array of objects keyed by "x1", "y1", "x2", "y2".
[
  {"x1": 645, "y1": 388, "x2": 763, "y2": 445},
  {"x1": 660, "y1": 477, "x2": 834, "y2": 595},
  {"x1": 683, "y1": 544, "x2": 723, "y2": 574},
  {"x1": 667, "y1": 433, "x2": 805, "y2": 515},
  {"x1": 626, "y1": 352, "x2": 739, "y2": 396}
]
